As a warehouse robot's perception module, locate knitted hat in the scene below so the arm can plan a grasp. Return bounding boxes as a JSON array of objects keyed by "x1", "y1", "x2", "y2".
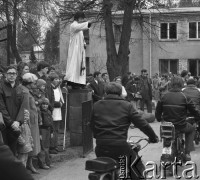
[
  {"x1": 36, "y1": 79, "x2": 46, "y2": 88},
  {"x1": 22, "y1": 73, "x2": 38, "y2": 83},
  {"x1": 41, "y1": 98, "x2": 49, "y2": 105},
  {"x1": 48, "y1": 72, "x2": 59, "y2": 81}
]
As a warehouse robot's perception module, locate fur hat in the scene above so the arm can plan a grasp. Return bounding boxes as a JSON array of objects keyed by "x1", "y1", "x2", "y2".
[
  {"x1": 36, "y1": 79, "x2": 46, "y2": 88},
  {"x1": 22, "y1": 73, "x2": 38, "y2": 83}
]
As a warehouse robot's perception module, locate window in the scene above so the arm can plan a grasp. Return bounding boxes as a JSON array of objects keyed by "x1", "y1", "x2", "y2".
[
  {"x1": 188, "y1": 59, "x2": 200, "y2": 76},
  {"x1": 114, "y1": 24, "x2": 122, "y2": 42},
  {"x1": 189, "y1": 22, "x2": 200, "y2": 39},
  {"x1": 160, "y1": 23, "x2": 177, "y2": 39},
  {"x1": 159, "y1": 59, "x2": 178, "y2": 75}
]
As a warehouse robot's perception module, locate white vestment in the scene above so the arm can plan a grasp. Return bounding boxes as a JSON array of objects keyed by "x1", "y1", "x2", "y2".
[{"x1": 65, "y1": 21, "x2": 89, "y2": 85}]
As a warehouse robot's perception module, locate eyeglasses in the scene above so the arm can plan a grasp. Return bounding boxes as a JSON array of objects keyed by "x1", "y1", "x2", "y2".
[{"x1": 7, "y1": 72, "x2": 17, "y2": 76}]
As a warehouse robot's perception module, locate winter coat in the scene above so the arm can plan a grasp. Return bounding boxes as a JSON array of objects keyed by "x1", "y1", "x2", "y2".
[
  {"x1": 138, "y1": 76, "x2": 152, "y2": 100},
  {"x1": 125, "y1": 80, "x2": 140, "y2": 101},
  {"x1": 89, "y1": 80, "x2": 105, "y2": 103},
  {"x1": 91, "y1": 94, "x2": 158, "y2": 146},
  {"x1": 0, "y1": 80, "x2": 19, "y2": 127},
  {"x1": 40, "y1": 109, "x2": 53, "y2": 133},
  {"x1": 46, "y1": 82, "x2": 55, "y2": 112},
  {"x1": 16, "y1": 85, "x2": 41, "y2": 156}
]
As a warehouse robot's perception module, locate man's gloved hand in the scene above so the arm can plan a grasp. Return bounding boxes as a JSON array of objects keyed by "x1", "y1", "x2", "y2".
[{"x1": 149, "y1": 136, "x2": 159, "y2": 143}]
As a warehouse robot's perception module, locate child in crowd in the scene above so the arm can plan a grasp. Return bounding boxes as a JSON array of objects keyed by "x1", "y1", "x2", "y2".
[
  {"x1": 17, "y1": 109, "x2": 33, "y2": 167},
  {"x1": 39, "y1": 98, "x2": 54, "y2": 168}
]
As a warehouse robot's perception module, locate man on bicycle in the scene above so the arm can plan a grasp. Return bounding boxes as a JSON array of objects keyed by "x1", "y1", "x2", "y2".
[
  {"x1": 155, "y1": 76, "x2": 200, "y2": 161},
  {"x1": 90, "y1": 82, "x2": 159, "y2": 180}
]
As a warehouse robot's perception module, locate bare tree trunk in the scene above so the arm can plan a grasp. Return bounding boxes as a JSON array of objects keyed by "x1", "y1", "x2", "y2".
[
  {"x1": 117, "y1": 0, "x2": 136, "y2": 76},
  {"x1": 103, "y1": 0, "x2": 118, "y2": 81},
  {"x1": 11, "y1": 0, "x2": 22, "y2": 63},
  {"x1": 103, "y1": 0, "x2": 136, "y2": 80},
  {"x1": 5, "y1": 0, "x2": 22, "y2": 64}
]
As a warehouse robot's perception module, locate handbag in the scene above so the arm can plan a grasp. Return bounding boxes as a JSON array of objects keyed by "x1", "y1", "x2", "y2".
[{"x1": 0, "y1": 112, "x2": 5, "y2": 131}]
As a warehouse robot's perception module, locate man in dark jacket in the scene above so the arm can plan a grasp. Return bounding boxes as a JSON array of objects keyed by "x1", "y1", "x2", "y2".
[
  {"x1": 155, "y1": 76, "x2": 200, "y2": 161},
  {"x1": 138, "y1": 69, "x2": 152, "y2": 113},
  {"x1": 89, "y1": 71, "x2": 105, "y2": 103},
  {"x1": 182, "y1": 78, "x2": 200, "y2": 141},
  {"x1": 0, "y1": 66, "x2": 20, "y2": 155},
  {"x1": 91, "y1": 82, "x2": 158, "y2": 180},
  {"x1": 0, "y1": 135, "x2": 34, "y2": 180},
  {"x1": 182, "y1": 78, "x2": 200, "y2": 111}
]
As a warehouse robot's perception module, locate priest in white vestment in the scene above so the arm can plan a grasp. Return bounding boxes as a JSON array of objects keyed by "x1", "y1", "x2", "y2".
[{"x1": 65, "y1": 11, "x2": 93, "y2": 85}]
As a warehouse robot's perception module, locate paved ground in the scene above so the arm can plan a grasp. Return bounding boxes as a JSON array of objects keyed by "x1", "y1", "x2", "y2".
[{"x1": 33, "y1": 121, "x2": 200, "y2": 180}]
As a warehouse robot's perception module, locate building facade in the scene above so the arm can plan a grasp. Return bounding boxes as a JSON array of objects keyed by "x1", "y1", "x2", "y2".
[
  {"x1": 60, "y1": 7, "x2": 200, "y2": 77},
  {"x1": 20, "y1": 45, "x2": 44, "y2": 63}
]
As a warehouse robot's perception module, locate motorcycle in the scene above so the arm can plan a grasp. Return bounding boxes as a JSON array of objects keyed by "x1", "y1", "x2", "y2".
[
  {"x1": 159, "y1": 118, "x2": 196, "y2": 176},
  {"x1": 85, "y1": 137, "x2": 149, "y2": 180}
]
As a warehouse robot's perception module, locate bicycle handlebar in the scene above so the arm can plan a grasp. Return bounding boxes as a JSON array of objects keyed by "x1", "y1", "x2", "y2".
[{"x1": 128, "y1": 136, "x2": 149, "y2": 143}]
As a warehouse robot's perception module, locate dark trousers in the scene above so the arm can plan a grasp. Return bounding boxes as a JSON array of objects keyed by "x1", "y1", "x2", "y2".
[
  {"x1": 179, "y1": 123, "x2": 195, "y2": 153},
  {"x1": 1, "y1": 128, "x2": 17, "y2": 156},
  {"x1": 38, "y1": 128, "x2": 51, "y2": 166},
  {"x1": 140, "y1": 99, "x2": 152, "y2": 113},
  {"x1": 50, "y1": 121, "x2": 60, "y2": 149},
  {"x1": 95, "y1": 144, "x2": 146, "y2": 180}
]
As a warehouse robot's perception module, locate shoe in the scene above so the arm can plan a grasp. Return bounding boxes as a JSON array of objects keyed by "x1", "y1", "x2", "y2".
[
  {"x1": 40, "y1": 165, "x2": 50, "y2": 170},
  {"x1": 49, "y1": 149, "x2": 58, "y2": 154},
  {"x1": 27, "y1": 157, "x2": 40, "y2": 174},
  {"x1": 27, "y1": 165, "x2": 40, "y2": 174},
  {"x1": 48, "y1": 164, "x2": 54, "y2": 168},
  {"x1": 185, "y1": 154, "x2": 191, "y2": 161}
]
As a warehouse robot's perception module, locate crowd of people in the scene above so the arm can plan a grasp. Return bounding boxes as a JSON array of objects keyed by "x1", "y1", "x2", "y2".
[
  {"x1": 86, "y1": 69, "x2": 200, "y2": 113},
  {"x1": 0, "y1": 61, "x2": 65, "y2": 175},
  {"x1": 1, "y1": 58, "x2": 200, "y2": 178},
  {"x1": 87, "y1": 69, "x2": 200, "y2": 162}
]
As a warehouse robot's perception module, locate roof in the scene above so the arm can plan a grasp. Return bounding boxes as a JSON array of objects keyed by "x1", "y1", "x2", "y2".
[
  {"x1": 33, "y1": 45, "x2": 44, "y2": 52},
  {"x1": 113, "y1": 7, "x2": 200, "y2": 16}
]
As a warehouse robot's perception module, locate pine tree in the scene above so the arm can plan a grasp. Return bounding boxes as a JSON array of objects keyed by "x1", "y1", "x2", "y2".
[
  {"x1": 44, "y1": 19, "x2": 59, "y2": 65},
  {"x1": 18, "y1": 18, "x2": 41, "y2": 52}
]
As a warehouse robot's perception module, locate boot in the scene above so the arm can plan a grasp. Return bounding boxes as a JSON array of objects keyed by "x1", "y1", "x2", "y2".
[{"x1": 27, "y1": 157, "x2": 40, "y2": 174}]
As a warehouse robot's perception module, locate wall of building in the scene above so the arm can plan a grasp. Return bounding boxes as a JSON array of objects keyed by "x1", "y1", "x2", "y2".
[
  {"x1": 150, "y1": 14, "x2": 200, "y2": 76},
  {"x1": 60, "y1": 10, "x2": 200, "y2": 78}
]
